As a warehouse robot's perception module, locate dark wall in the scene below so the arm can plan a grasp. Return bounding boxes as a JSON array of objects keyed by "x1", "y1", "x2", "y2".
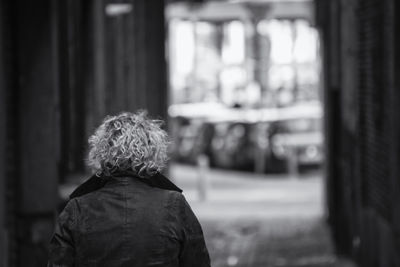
[
  {"x1": 316, "y1": 0, "x2": 400, "y2": 266},
  {"x1": 0, "y1": 1, "x2": 7, "y2": 266},
  {"x1": 0, "y1": 0, "x2": 21, "y2": 266},
  {"x1": 59, "y1": 0, "x2": 168, "y2": 177},
  {"x1": 0, "y1": 1, "x2": 61, "y2": 266},
  {"x1": 0, "y1": 0, "x2": 168, "y2": 266}
]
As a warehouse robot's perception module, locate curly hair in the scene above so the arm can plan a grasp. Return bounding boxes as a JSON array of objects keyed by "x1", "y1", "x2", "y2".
[{"x1": 87, "y1": 111, "x2": 169, "y2": 177}]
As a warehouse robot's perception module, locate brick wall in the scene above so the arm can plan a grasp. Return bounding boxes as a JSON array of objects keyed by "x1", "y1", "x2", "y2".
[{"x1": 316, "y1": 0, "x2": 400, "y2": 266}]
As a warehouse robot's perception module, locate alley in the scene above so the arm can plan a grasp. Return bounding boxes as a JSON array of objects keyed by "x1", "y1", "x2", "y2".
[
  {"x1": 172, "y1": 164, "x2": 355, "y2": 267},
  {"x1": 1, "y1": 0, "x2": 399, "y2": 266}
]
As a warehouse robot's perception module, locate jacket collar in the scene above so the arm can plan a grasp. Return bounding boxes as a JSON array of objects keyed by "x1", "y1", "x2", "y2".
[{"x1": 69, "y1": 170, "x2": 182, "y2": 199}]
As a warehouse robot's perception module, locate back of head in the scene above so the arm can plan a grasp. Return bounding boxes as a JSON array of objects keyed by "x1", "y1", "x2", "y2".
[{"x1": 87, "y1": 111, "x2": 169, "y2": 177}]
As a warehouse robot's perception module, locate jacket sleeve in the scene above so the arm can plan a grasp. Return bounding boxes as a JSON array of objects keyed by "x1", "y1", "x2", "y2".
[
  {"x1": 48, "y1": 199, "x2": 77, "y2": 267},
  {"x1": 177, "y1": 194, "x2": 211, "y2": 267}
]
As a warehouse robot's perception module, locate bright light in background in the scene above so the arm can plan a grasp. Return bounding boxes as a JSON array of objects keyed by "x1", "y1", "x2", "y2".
[
  {"x1": 165, "y1": 1, "x2": 328, "y2": 263},
  {"x1": 257, "y1": 19, "x2": 320, "y2": 101},
  {"x1": 169, "y1": 19, "x2": 194, "y2": 91},
  {"x1": 268, "y1": 65, "x2": 295, "y2": 90},
  {"x1": 262, "y1": 20, "x2": 294, "y2": 64},
  {"x1": 105, "y1": 4, "x2": 132, "y2": 16},
  {"x1": 294, "y1": 20, "x2": 318, "y2": 63},
  {"x1": 258, "y1": 19, "x2": 318, "y2": 64},
  {"x1": 222, "y1": 21, "x2": 245, "y2": 65},
  {"x1": 168, "y1": 17, "x2": 319, "y2": 105},
  {"x1": 220, "y1": 20, "x2": 247, "y2": 106},
  {"x1": 194, "y1": 22, "x2": 222, "y2": 101},
  {"x1": 220, "y1": 67, "x2": 247, "y2": 105}
]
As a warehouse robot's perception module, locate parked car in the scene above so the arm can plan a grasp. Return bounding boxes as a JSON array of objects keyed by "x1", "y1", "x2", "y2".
[
  {"x1": 169, "y1": 101, "x2": 323, "y2": 174},
  {"x1": 269, "y1": 102, "x2": 323, "y2": 172}
]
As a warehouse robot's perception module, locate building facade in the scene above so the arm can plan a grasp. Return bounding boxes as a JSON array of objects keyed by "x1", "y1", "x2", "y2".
[{"x1": 316, "y1": 0, "x2": 400, "y2": 266}]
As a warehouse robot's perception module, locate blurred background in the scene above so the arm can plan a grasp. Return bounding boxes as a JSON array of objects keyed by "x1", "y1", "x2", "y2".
[{"x1": 0, "y1": 0, "x2": 399, "y2": 266}]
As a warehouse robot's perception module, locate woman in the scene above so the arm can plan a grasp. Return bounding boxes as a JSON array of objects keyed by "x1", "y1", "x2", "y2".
[{"x1": 48, "y1": 111, "x2": 210, "y2": 267}]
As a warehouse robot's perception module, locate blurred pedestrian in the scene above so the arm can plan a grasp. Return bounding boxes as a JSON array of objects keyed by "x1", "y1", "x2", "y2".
[{"x1": 48, "y1": 111, "x2": 210, "y2": 267}]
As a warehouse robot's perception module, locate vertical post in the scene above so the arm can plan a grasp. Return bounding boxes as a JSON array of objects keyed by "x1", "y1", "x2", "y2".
[
  {"x1": 0, "y1": 96, "x2": 5, "y2": 267},
  {"x1": 16, "y1": 0, "x2": 59, "y2": 215},
  {"x1": 16, "y1": 0, "x2": 59, "y2": 265},
  {"x1": 130, "y1": 0, "x2": 168, "y2": 120},
  {"x1": 214, "y1": 21, "x2": 224, "y2": 100},
  {"x1": 1, "y1": 1, "x2": 18, "y2": 265},
  {"x1": 93, "y1": 0, "x2": 106, "y2": 123},
  {"x1": 287, "y1": 146, "x2": 299, "y2": 178},
  {"x1": 254, "y1": 145, "x2": 268, "y2": 174},
  {"x1": 390, "y1": 0, "x2": 400, "y2": 262},
  {"x1": 339, "y1": 0, "x2": 361, "y2": 257},
  {"x1": 197, "y1": 154, "x2": 210, "y2": 201},
  {"x1": 291, "y1": 20, "x2": 299, "y2": 101},
  {"x1": 191, "y1": 18, "x2": 199, "y2": 103},
  {"x1": 0, "y1": 1, "x2": 6, "y2": 264},
  {"x1": 254, "y1": 123, "x2": 269, "y2": 174}
]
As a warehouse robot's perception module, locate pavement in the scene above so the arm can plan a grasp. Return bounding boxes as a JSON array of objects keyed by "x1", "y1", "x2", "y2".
[
  {"x1": 170, "y1": 163, "x2": 356, "y2": 267},
  {"x1": 171, "y1": 164, "x2": 324, "y2": 220}
]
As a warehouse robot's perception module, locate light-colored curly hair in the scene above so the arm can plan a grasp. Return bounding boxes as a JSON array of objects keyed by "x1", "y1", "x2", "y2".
[{"x1": 87, "y1": 111, "x2": 169, "y2": 177}]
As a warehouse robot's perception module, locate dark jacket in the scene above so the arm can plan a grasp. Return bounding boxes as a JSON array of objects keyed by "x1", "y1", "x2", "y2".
[{"x1": 48, "y1": 172, "x2": 210, "y2": 267}]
